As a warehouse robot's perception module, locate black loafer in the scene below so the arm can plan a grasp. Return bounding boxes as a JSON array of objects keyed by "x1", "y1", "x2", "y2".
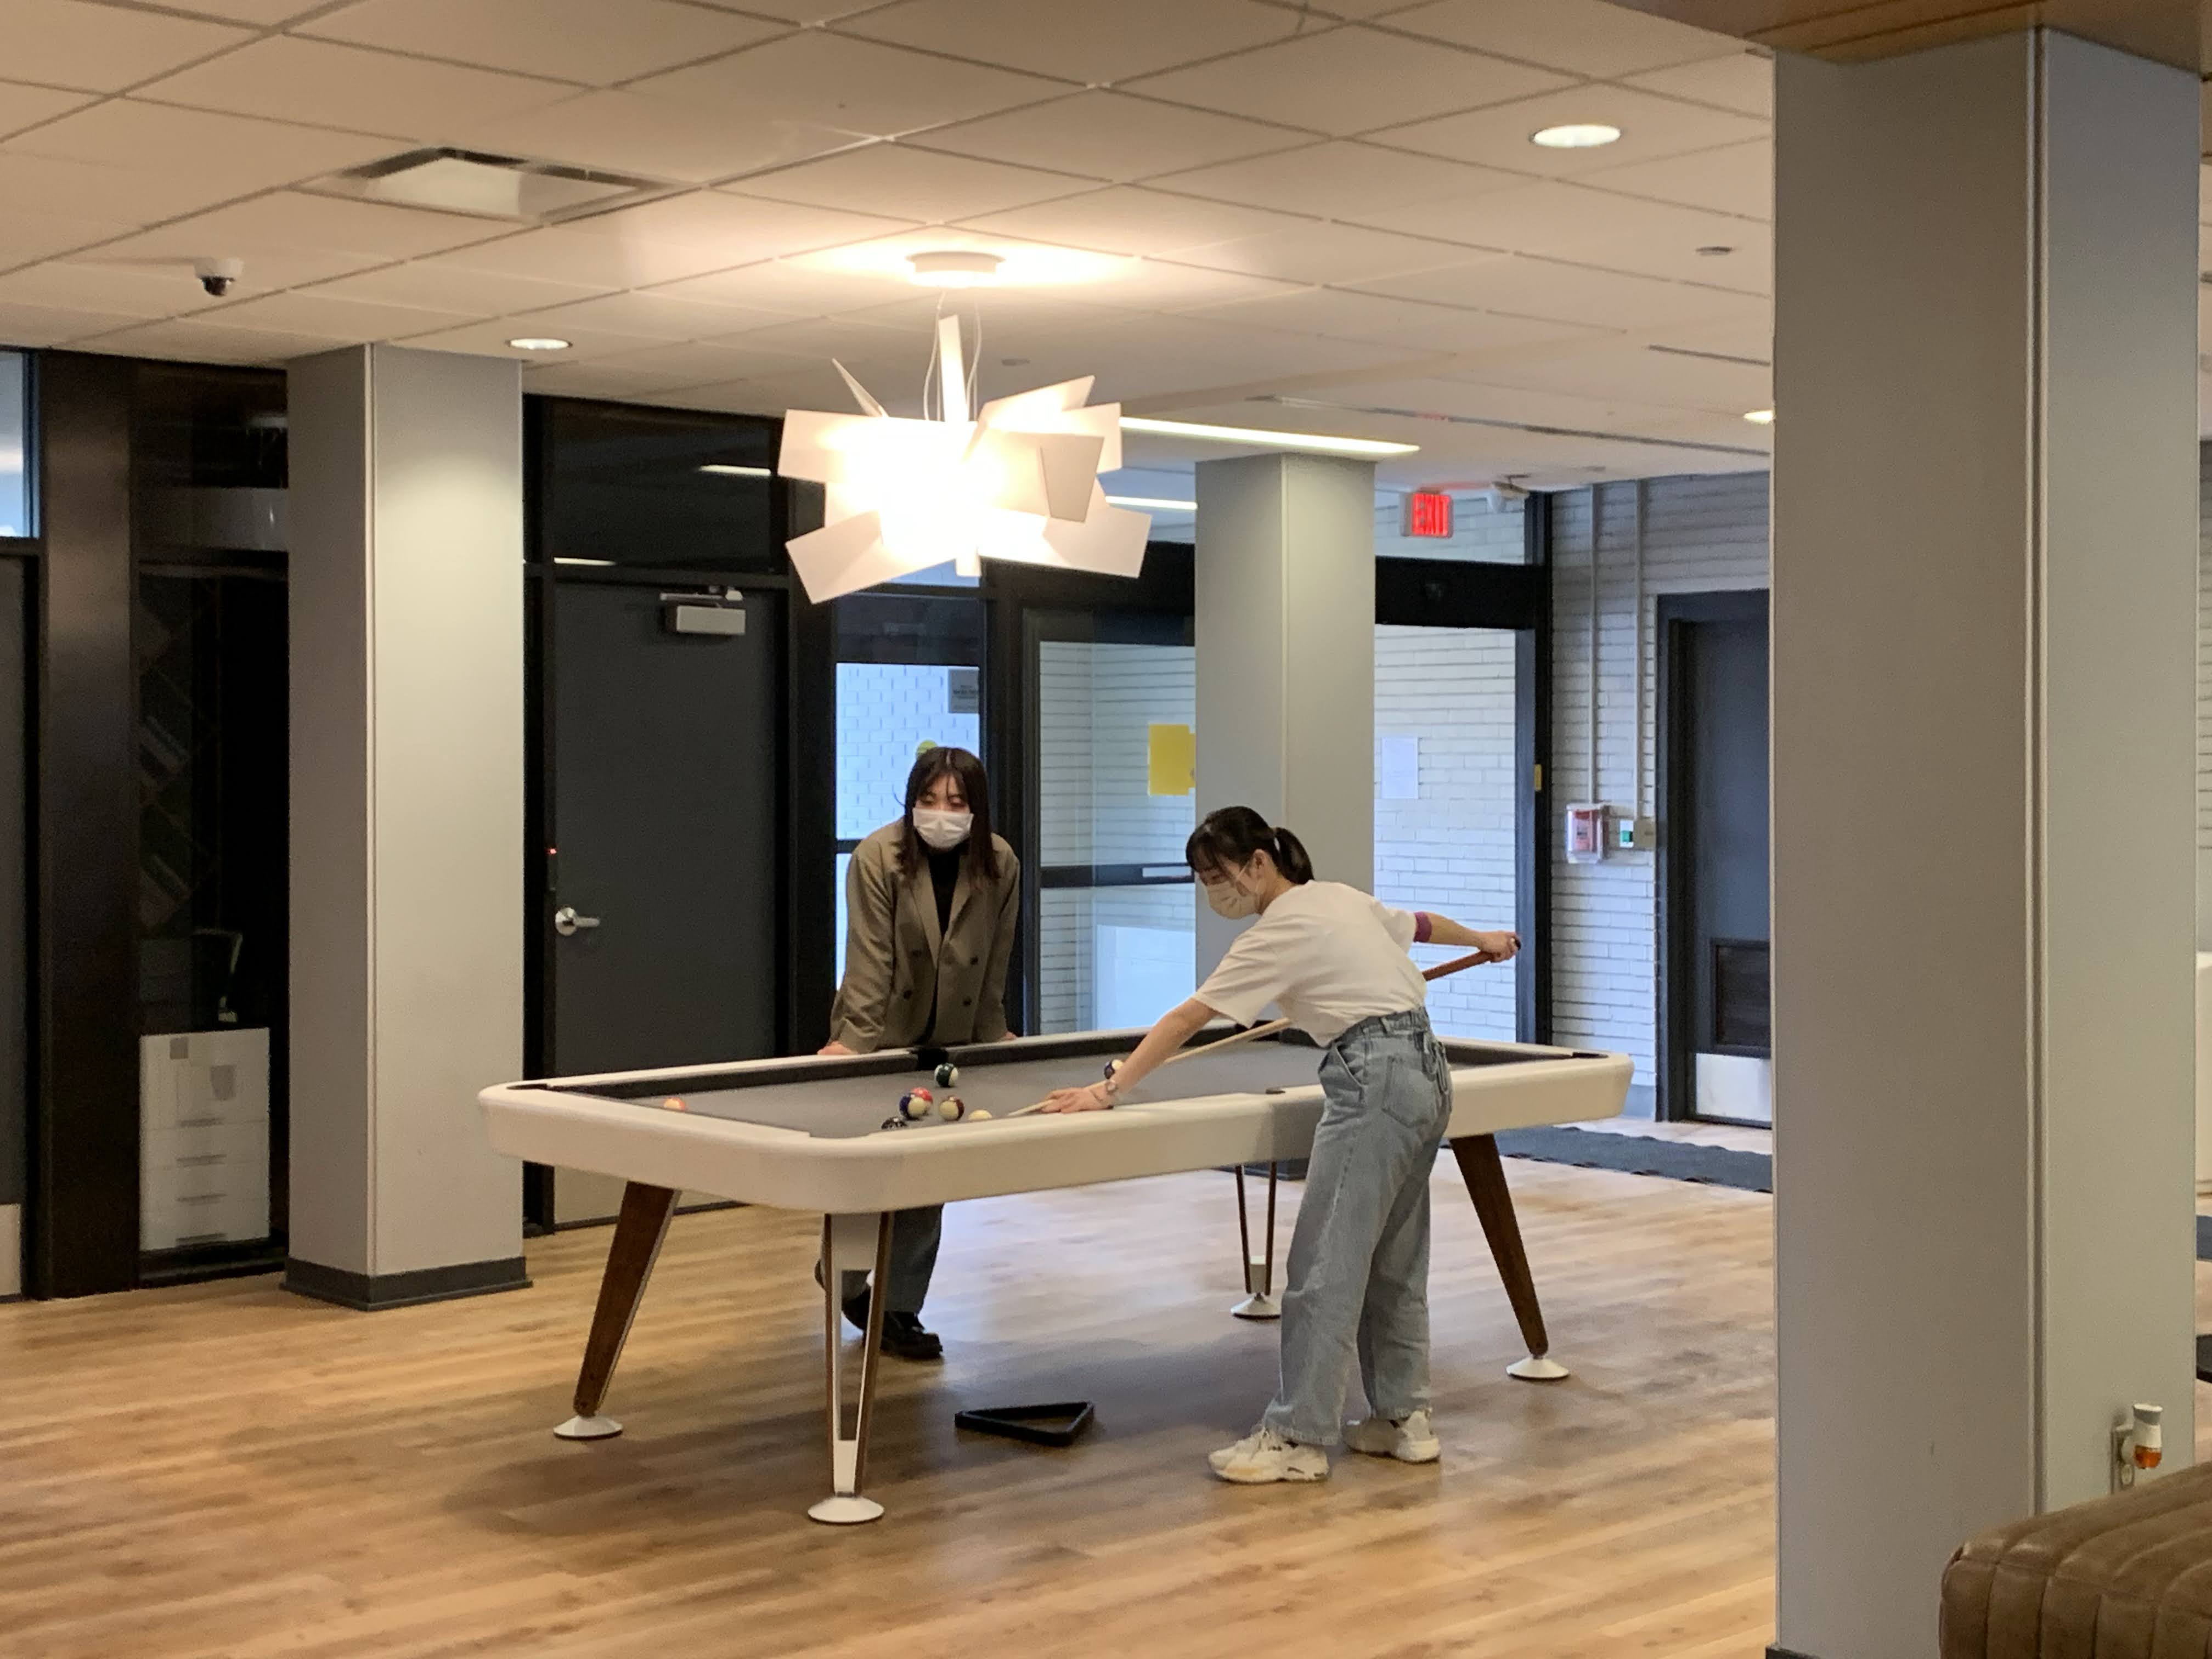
[{"x1": 879, "y1": 1311, "x2": 943, "y2": 1361}]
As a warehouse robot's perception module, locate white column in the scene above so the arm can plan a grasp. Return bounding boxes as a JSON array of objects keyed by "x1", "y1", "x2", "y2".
[
  {"x1": 1194, "y1": 452, "x2": 1375, "y2": 977},
  {"x1": 1771, "y1": 31, "x2": 2197, "y2": 1657},
  {"x1": 285, "y1": 346, "x2": 526, "y2": 1308}
]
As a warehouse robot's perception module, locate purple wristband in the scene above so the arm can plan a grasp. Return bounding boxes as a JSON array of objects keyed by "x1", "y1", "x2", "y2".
[{"x1": 1414, "y1": 911, "x2": 1434, "y2": 944}]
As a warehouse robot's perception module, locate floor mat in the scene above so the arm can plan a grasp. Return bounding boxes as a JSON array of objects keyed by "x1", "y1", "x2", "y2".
[{"x1": 1494, "y1": 1125, "x2": 1772, "y2": 1194}]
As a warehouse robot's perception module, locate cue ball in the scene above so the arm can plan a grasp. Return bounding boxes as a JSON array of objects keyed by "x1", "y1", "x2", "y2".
[
  {"x1": 969, "y1": 1109, "x2": 992, "y2": 1122},
  {"x1": 934, "y1": 1063, "x2": 958, "y2": 1088},
  {"x1": 900, "y1": 1087, "x2": 934, "y2": 1120},
  {"x1": 663, "y1": 1097, "x2": 688, "y2": 1111},
  {"x1": 936, "y1": 1096, "x2": 965, "y2": 1122}
]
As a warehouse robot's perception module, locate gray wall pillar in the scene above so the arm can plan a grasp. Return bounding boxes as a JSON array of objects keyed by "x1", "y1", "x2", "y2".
[
  {"x1": 1194, "y1": 452, "x2": 1375, "y2": 978},
  {"x1": 1772, "y1": 31, "x2": 2197, "y2": 1656},
  {"x1": 285, "y1": 346, "x2": 526, "y2": 1309}
]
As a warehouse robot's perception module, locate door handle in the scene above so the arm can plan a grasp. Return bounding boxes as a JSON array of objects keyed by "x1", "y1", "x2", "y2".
[{"x1": 554, "y1": 906, "x2": 601, "y2": 937}]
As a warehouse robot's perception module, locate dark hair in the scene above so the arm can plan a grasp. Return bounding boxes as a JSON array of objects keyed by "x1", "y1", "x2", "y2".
[
  {"x1": 900, "y1": 746, "x2": 1001, "y2": 881},
  {"x1": 1186, "y1": 806, "x2": 1314, "y2": 886}
]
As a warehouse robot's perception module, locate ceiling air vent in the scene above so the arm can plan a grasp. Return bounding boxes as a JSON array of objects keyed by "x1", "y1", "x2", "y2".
[{"x1": 313, "y1": 148, "x2": 667, "y2": 223}]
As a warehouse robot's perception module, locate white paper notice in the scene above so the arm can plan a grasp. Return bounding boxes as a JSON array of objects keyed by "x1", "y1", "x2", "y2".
[{"x1": 1379, "y1": 735, "x2": 1419, "y2": 801}]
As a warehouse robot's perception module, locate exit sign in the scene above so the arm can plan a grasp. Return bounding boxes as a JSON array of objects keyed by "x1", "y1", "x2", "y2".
[{"x1": 1403, "y1": 491, "x2": 1452, "y2": 538}]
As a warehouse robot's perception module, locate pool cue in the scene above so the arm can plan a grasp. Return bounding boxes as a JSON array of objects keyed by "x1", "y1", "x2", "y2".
[{"x1": 1003, "y1": 945, "x2": 1511, "y2": 1118}]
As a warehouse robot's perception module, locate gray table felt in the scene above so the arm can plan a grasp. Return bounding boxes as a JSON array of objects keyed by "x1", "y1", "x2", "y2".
[{"x1": 654, "y1": 1046, "x2": 1329, "y2": 1138}]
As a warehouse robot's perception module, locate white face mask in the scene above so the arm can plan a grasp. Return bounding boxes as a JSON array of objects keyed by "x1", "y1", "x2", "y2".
[
  {"x1": 913, "y1": 808, "x2": 973, "y2": 851},
  {"x1": 1202, "y1": 871, "x2": 1259, "y2": 919}
]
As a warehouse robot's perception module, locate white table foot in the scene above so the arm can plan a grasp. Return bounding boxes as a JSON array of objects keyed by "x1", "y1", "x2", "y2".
[
  {"x1": 1508, "y1": 1355, "x2": 1570, "y2": 1382},
  {"x1": 808, "y1": 1494, "x2": 885, "y2": 1525},
  {"x1": 1231, "y1": 1293, "x2": 1281, "y2": 1321},
  {"x1": 554, "y1": 1414, "x2": 624, "y2": 1440}
]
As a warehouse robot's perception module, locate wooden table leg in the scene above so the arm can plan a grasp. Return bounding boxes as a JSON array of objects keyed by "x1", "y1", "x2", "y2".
[
  {"x1": 809, "y1": 1211, "x2": 893, "y2": 1525},
  {"x1": 1230, "y1": 1163, "x2": 1282, "y2": 1320},
  {"x1": 1449, "y1": 1135, "x2": 1568, "y2": 1382},
  {"x1": 554, "y1": 1181, "x2": 681, "y2": 1440}
]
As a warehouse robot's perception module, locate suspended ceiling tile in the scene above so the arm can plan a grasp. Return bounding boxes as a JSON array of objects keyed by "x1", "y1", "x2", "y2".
[
  {"x1": 199, "y1": 290, "x2": 481, "y2": 340},
  {"x1": 388, "y1": 318, "x2": 676, "y2": 360},
  {"x1": 1622, "y1": 49, "x2": 1774, "y2": 117},
  {"x1": 644, "y1": 259, "x2": 910, "y2": 315},
  {"x1": 515, "y1": 360, "x2": 681, "y2": 399},
  {"x1": 737, "y1": 145, "x2": 1093, "y2": 223},
  {"x1": 304, "y1": 261, "x2": 611, "y2": 314},
  {"x1": 1084, "y1": 259, "x2": 1311, "y2": 311},
  {"x1": 629, "y1": 33, "x2": 1062, "y2": 140},
  {"x1": 674, "y1": 365, "x2": 879, "y2": 416},
  {"x1": 497, "y1": 291, "x2": 798, "y2": 341},
  {"x1": 1148, "y1": 140, "x2": 1525, "y2": 221},
  {"x1": 919, "y1": 91, "x2": 1307, "y2": 184},
  {"x1": 1184, "y1": 284, "x2": 1594, "y2": 353},
  {"x1": 1571, "y1": 221, "x2": 1770, "y2": 292},
  {"x1": 0, "y1": 261, "x2": 232, "y2": 319},
  {"x1": 832, "y1": 289, "x2": 1138, "y2": 335},
  {"x1": 705, "y1": 313, "x2": 927, "y2": 362},
  {"x1": 1357, "y1": 255, "x2": 1757, "y2": 330},
  {"x1": 97, "y1": 191, "x2": 504, "y2": 272},
  {"x1": 463, "y1": 91, "x2": 870, "y2": 187},
  {"x1": 0, "y1": 207, "x2": 142, "y2": 268},
  {"x1": 565, "y1": 338, "x2": 822, "y2": 387},
  {"x1": 140, "y1": 38, "x2": 576, "y2": 140},
  {"x1": 73, "y1": 316, "x2": 349, "y2": 363},
  {"x1": 686, "y1": 0, "x2": 887, "y2": 21},
  {"x1": 1373, "y1": 84, "x2": 1767, "y2": 177},
  {"x1": 956, "y1": 185, "x2": 1308, "y2": 257},
  {"x1": 1127, "y1": 24, "x2": 1571, "y2": 137},
  {"x1": 0, "y1": 1, "x2": 249, "y2": 95},
  {"x1": 1324, "y1": 373, "x2": 1727, "y2": 435},
  {"x1": 0, "y1": 152, "x2": 226, "y2": 229},
  {"x1": 7, "y1": 100, "x2": 393, "y2": 201},
  {"x1": 1380, "y1": 0, "x2": 1737, "y2": 78},
  {"x1": 1584, "y1": 138, "x2": 1772, "y2": 219},
  {"x1": 842, "y1": 0, "x2": 1304, "y2": 84},
  {"x1": 584, "y1": 191, "x2": 911, "y2": 255},
  {"x1": 0, "y1": 297, "x2": 150, "y2": 345},
  {"x1": 0, "y1": 82, "x2": 98, "y2": 142},
  {"x1": 432, "y1": 225, "x2": 763, "y2": 289},
  {"x1": 1351, "y1": 176, "x2": 1744, "y2": 259},
  {"x1": 1468, "y1": 340, "x2": 1770, "y2": 415},
  {"x1": 300, "y1": 0, "x2": 786, "y2": 86},
  {"x1": 1170, "y1": 221, "x2": 1492, "y2": 285},
  {"x1": 160, "y1": 0, "x2": 331, "y2": 19},
  {"x1": 1651, "y1": 313, "x2": 1771, "y2": 364}
]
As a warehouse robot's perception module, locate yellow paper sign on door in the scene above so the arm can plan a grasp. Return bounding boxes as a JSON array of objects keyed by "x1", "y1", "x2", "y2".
[{"x1": 1148, "y1": 723, "x2": 1195, "y2": 796}]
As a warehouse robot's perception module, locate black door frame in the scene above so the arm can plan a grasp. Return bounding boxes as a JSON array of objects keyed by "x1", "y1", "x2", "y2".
[{"x1": 1655, "y1": 588, "x2": 1770, "y2": 1124}]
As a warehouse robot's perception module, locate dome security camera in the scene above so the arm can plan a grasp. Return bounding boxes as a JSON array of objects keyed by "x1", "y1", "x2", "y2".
[{"x1": 194, "y1": 257, "x2": 242, "y2": 297}]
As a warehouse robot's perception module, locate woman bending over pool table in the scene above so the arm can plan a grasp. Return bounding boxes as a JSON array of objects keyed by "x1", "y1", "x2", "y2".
[
  {"x1": 1041, "y1": 805, "x2": 1517, "y2": 1485},
  {"x1": 820, "y1": 745, "x2": 1019, "y2": 1359}
]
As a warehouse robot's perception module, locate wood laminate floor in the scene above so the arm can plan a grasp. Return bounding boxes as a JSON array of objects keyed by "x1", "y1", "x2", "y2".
[{"x1": 6, "y1": 1158, "x2": 1783, "y2": 1658}]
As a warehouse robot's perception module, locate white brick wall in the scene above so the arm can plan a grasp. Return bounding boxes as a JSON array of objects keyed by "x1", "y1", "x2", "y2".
[
  {"x1": 1550, "y1": 473, "x2": 1771, "y2": 1114},
  {"x1": 1375, "y1": 625, "x2": 1519, "y2": 1040}
]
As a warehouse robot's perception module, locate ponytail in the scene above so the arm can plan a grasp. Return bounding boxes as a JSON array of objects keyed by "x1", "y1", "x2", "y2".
[{"x1": 1187, "y1": 805, "x2": 1315, "y2": 885}]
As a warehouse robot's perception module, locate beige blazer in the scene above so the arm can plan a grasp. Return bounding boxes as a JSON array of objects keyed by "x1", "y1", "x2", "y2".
[{"x1": 828, "y1": 822, "x2": 1020, "y2": 1053}]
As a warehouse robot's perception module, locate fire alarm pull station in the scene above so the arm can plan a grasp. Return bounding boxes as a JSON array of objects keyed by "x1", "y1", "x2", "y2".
[{"x1": 1565, "y1": 803, "x2": 1607, "y2": 865}]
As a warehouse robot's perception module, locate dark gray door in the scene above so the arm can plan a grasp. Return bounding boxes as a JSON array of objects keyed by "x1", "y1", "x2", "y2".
[
  {"x1": 1663, "y1": 592, "x2": 1770, "y2": 1124},
  {"x1": 549, "y1": 581, "x2": 782, "y2": 1081}
]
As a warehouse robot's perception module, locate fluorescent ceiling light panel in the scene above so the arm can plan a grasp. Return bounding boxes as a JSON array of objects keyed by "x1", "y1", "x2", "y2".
[
  {"x1": 1105, "y1": 494, "x2": 1196, "y2": 511},
  {"x1": 1531, "y1": 123, "x2": 1622, "y2": 149},
  {"x1": 1118, "y1": 416, "x2": 1419, "y2": 457},
  {"x1": 699, "y1": 464, "x2": 773, "y2": 476}
]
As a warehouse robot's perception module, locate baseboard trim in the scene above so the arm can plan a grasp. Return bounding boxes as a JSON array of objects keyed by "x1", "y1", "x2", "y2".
[
  {"x1": 282, "y1": 1255, "x2": 531, "y2": 1311},
  {"x1": 1769, "y1": 1646, "x2": 1818, "y2": 1659}
]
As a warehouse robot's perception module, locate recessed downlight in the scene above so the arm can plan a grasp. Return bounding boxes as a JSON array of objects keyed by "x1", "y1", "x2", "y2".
[
  {"x1": 1531, "y1": 123, "x2": 1622, "y2": 150},
  {"x1": 1743, "y1": 409, "x2": 1775, "y2": 425},
  {"x1": 508, "y1": 336, "x2": 569, "y2": 352},
  {"x1": 907, "y1": 250, "x2": 1003, "y2": 288}
]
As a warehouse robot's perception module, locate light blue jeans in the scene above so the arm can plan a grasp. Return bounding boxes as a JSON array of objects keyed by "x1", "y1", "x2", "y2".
[{"x1": 1261, "y1": 1009, "x2": 1453, "y2": 1447}]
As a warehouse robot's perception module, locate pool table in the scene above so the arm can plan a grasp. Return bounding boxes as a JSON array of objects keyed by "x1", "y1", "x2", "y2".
[{"x1": 478, "y1": 1026, "x2": 1631, "y2": 1524}]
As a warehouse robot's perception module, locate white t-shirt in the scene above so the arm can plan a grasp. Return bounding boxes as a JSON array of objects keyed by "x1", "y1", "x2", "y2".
[{"x1": 1194, "y1": 881, "x2": 1428, "y2": 1046}]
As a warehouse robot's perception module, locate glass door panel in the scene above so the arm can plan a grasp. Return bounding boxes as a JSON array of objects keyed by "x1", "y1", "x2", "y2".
[{"x1": 1031, "y1": 616, "x2": 1196, "y2": 1034}]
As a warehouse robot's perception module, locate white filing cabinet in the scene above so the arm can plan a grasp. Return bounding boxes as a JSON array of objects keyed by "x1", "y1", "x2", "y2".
[{"x1": 140, "y1": 1028, "x2": 270, "y2": 1250}]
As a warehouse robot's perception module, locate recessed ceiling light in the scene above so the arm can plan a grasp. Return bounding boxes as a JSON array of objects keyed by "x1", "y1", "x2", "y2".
[
  {"x1": 507, "y1": 336, "x2": 569, "y2": 351},
  {"x1": 553, "y1": 557, "x2": 616, "y2": 567},
  {"x1": 1119, "y1": 416, "x2": 1418, "y2": 458},
  {"x1": 1743, "y1": 409, "x2": 1775, "y2": 425},
  {"x1": 698, "y1": 464, "x2": 771, "y2": 477},
  {"x1": 908, "y1": 250, "x2": 1003, "y2": 288},
  {"x1": 1105, "y1": 494, "x2": 1198, "y2": 511},
  {"x1": 1531, "y1": 123, "x2": 1622, "y2": 150}
]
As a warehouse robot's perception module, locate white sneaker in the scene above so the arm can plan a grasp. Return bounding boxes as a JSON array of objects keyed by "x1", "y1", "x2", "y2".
[
  {"x1": 1209, "y1": 1424, "x2": 1329, "y2": 1484},
  {"x1": 1344, "y1": 1408, "x2": 1441, "y2": 1464}
]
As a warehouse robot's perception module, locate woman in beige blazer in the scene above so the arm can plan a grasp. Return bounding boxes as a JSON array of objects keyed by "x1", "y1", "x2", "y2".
[{"x1": 819, "y1": 744, "x2": 1019, "y2": 1358}]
